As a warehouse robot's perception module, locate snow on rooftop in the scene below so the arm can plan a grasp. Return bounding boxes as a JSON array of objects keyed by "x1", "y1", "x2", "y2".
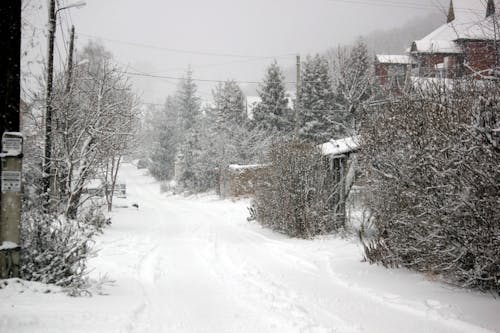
[
  {"x1": 0, "y1": 241, "x2": 19, "y2": 251},
  {"x1": 412, "y1": 38, "x2": 462, "y2": 54},
  {"x1": 2, "y1": 132, "x2": 23, "y2": 138},
  {"x1": 460, "y1": 14, "x2": 500, "y2": 40},
  {"x1": 376, "y1": 55, "x2": 415, "y2": 64},
  {"x1": 411, "y1": 1, "x2": 499, "y2": 54},
  {"x1": 228, "y1": 164, "x2": 264, "y2": 171},
  {"x1": 321, "y1": 136, "x2": 360, "y2": 156}
]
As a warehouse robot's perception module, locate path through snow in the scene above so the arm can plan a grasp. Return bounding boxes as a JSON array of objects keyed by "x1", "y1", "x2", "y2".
[{"x1": 1, "y1": 163, "x2": 499, "y2": 332}]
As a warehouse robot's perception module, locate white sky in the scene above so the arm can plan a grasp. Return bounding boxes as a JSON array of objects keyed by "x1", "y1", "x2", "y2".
[{"x1": 26, "y1": 0, "x2": 457, "y2": 104}]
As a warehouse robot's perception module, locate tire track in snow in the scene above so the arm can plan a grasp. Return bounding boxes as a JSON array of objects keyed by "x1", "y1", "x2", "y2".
[
  {"x1": 113, "y1": 165, "x2": 500, "y2": 333},
  {"x1": 193, "y1": 209, "x2": 362, "y2": 333},
  {"x1": 323, "y1": 257, "x2": 496, "y2": 333}
]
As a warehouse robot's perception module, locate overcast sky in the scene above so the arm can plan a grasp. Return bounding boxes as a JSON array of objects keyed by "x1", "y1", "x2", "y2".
[{"x1": 27, "y1": 0, "x2": 455, "y2": 104}]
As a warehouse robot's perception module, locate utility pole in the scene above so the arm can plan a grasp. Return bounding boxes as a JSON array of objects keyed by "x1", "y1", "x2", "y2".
[
  {"x1": 0, "y1": 1, "x2": 21, "y2": 138},
  {"x1": 66, "y1": 25, "x2": 75, "y2": 94},
  {"x1": 55, "y1": 25, "x2": 76, "y2": 202},
  {"x1": 43, "y1": 3, "x2": 85, "y2": 207},
  {"x1": 0, "y1": 0, "x2": 22, "y2": 278},
  {"x1": 295, "y1": 54, "x2": 301, "y2": 136},
  {"x1": 43, "y1": 0, "x2": 56, "y2": 205}
]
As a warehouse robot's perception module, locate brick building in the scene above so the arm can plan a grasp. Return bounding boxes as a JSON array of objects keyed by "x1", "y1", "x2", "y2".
[
  {"x1": 376, "y1": 0, "x2": 499, "y2": 84},
  {"x1": 374, "y1": 55, "x2": 415, "y2": 88}
]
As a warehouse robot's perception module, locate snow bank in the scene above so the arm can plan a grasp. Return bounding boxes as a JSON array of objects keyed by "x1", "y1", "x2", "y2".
[{"x1": 2, "y1": 163, "x2": 499, "y2": 333}]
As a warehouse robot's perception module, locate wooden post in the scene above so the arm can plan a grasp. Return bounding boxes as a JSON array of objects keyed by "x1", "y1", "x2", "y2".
[
  {"x1": 338, "y1": 156, "x2": 347, "y2": 227},
  {"x1": 43, "y1": 0, "x2": 56, "y2": 205},
  {"x1": 0, "y1": 0, "x2": 22, "y2": 278},
  {"x1": 1, "y1": 139, "x2": 23, "y2": 278},
  {"x1": 0, "y1": 1, "x2": 21, "y2": 135},
  {"x1": 66, "y1": 25, "x2": 75, "y2": 94}
]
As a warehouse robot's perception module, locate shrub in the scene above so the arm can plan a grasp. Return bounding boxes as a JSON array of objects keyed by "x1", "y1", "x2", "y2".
[
  {"x1": 360, "y1": 82, "x2": 500, "y2": 293},
  {"x1": 80, "y1": 204, "x2": 111, "y2": 233},
  {"x1": 252, "y1": 139, "x2": 343, "y2": 238},
  {"x1": 20, "y1": 208, "x2": 100, "y2": 295}
]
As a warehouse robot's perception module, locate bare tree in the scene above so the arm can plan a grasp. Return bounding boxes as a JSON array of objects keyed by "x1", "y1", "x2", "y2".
[
  {"x1": 51, "y1": 42, "x2": 138, "y2": 218},
  {"x1": 328, "y1": 39, "x2": 376, "y2": 135}
]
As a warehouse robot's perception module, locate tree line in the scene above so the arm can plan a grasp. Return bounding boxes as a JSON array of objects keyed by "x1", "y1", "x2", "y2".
[{"x1": 143, "y1": 38, "x2": 373, "y2": 193}]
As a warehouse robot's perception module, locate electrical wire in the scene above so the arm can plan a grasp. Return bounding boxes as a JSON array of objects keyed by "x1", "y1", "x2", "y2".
[
  {"x1": 59, "y1": 19, "x2": 69, "y2": 57},
  {"x1": 123, "y1": 71, "x2": 291, "y2": 85},
  {"x1": 325, "y1": 0, "x2": 484, "y2": 12},
  {"x1": 76, "y1": 32, "x2": 296, "y2": 59},
  {"x1": 144, "y1": 55, "x2": 296, "y2": 75}
]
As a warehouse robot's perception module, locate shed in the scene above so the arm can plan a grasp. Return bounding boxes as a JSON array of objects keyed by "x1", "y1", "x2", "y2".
[{"x1": 320, "y1": 136, "x2": 361, "y2": 225}]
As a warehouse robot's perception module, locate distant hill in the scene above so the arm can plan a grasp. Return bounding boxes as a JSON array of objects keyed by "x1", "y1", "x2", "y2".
[
  {"x1": 362, "y1": 12, "x2": 444, "y2": 55},
  {"x1": 245, "y1": 13, "x2": 446, "y2": 96}
]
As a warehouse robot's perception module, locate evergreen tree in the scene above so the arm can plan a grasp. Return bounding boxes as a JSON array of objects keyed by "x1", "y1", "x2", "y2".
[
  {"x1": 177, "y1": 68, "x2": 201, "y2": 131},
  {"x1": 349, "y1": 37, "x2": 370, "y2": 80},
  {"x1": 212, "y1": 80, "x2": 246, "y2": 132},
  {"x1": 253, "y1": 61, "x2": 291, "y2": 133},
  {"x1": 175, "y1": 68, "x2": 205, "y2": 190},
  {"x1": 208, "y1": 80, "x2": 247, "y2": 165},
  {"x1": 148, "y1": 97, "x2": 180, "y2": 180},
  {"x1": 298, "y1": 54, "x2": 335, "y2": 144}
]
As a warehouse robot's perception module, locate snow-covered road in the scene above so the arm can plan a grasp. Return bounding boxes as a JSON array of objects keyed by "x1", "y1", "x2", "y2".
[{"x1": 1, "y1": 163, "x2": 499, "y2": 333}]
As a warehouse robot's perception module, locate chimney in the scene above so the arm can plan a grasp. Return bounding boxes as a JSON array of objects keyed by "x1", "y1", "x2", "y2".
[
  {"x1": 486, "y1": 0, "x2": 496, "y2": 17},
  {"x1": 447, "y1": 0, "x2": 455, "y2": 23}
]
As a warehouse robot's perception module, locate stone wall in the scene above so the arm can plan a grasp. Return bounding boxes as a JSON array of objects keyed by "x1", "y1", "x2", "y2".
[{"x1": 219, "y1": 164, "x2": 268, "y2": 199}]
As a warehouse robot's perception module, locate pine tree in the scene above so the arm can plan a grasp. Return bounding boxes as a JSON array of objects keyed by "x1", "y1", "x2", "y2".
[
  {"x1": 175, "y1": 68, "x2": 205, "y2": 190},
  {"x1": 349, "y1": 37, "x2": 370, "y2": 79},
  {"x1": 148, "y1": 97, "x2": 180, "y2": 180},
  {"x1": 298, "y1": 54, "x2": 335, "y2": 144},
  {"x1": 253, "y1": 60, "x2": 291, "y2": 133},
  {"x1": 176, "y1": 68, "x2": 201, "y2": 132},
  {"x1": 212, "y1": 80, "x2": 246, "y2": 132}
]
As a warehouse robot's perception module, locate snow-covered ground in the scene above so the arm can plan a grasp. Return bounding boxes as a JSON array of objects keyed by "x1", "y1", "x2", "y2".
[{"x1": 1, "y1": 163, "x2": 499, "y2": 333}]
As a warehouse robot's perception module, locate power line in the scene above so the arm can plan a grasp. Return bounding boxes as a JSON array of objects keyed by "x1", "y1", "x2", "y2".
[
  {"x1": 326, "y1": 0, "x2": 436, "y2": 10},
  {"x1": 54, "y1": 39, "x2": 66, "y2": 72},
  {"x1": 123, "y1": 71, "x2": 293, "y2": 85},
  {"x1": 60, "y1": 0, "x2": 74, "y2": 30},
  {"x1": 77, "y1": 32, "x2": 295, "y2": 59},
  {"x1": 84, "y1": 33, "x2": 295, "y2": 75},
  {"x1": 145, "y1": 55, "x2": 295, "y2": 75},
  {"x1": 58, "y1": 19, "x2": 69, "y2": 57},
  {"x1": 326, "y1": 0, "x2": 484, "y2": 12}
]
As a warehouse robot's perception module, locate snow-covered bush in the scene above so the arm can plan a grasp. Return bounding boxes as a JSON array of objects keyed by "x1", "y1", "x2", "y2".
[
  {"x1": 20, "y1": 208, "x2": 99, "y2": 295},
  {"x1": 252, "y1": 140, "x2": 342, "y2": 238},
  {"x1": 360, "y1": 81, "x2": 500, "y2": 293},
  {"x1": 80, "y1": 204, "x2": 111, "y2": 233}
]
